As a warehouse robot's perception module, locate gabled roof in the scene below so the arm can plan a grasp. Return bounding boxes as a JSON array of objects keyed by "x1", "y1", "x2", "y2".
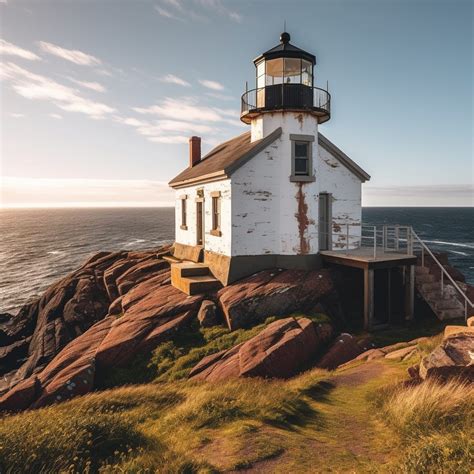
[
  {"x1": 318, "y1": 134, "x2": 371, "y2": 182},
  {"x1": 168, "y1": 127, "x2": 370, "y2": 189},
  {"x1": 168, "y1": 127, "x2": 282, "y2": 188}
]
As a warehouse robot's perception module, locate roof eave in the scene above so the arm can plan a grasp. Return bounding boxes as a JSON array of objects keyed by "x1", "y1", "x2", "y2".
[{"x1": 169, "y1": 171, "x2": 229, "y2": 189}]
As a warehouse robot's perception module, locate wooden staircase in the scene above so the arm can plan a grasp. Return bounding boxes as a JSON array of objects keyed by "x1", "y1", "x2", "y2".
[
  {"x1": 415, "y1": 265, "x2": 465, "y2": 320},
  {"x1": 171, "y1": 262, "x2": 222, "y2": 296}
]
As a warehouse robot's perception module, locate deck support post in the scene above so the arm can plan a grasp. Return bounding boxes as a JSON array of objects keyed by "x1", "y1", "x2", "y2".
[
  {"x1": 364, "y1": 267, "x2": 374, "y2": 329},
  {"x1": 387, "y1": 268, "x2": 392, "y2": 324},
  {"x1": 405, "y1": 264, "x2": 415, "y2": 321}
]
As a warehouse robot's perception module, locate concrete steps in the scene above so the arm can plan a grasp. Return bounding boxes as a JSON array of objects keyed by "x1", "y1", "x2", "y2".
[
  {"x1": 171, "y1": 262, "x2": 221, "y2": 296},
  {"x1": 415, "y1": 264, "x2": 464, "y2": 321}
]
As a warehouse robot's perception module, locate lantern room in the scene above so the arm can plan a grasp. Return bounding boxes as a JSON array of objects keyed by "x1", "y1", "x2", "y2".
[{"x1": 241, "y1": 32, "x2": 331, "y2": 124}]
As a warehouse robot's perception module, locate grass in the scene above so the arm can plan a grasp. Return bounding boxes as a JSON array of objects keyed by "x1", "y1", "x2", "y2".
[
  {"x1": 101, "y1": 312, "x2": 331, "y2": 387},
  {"x1": 0, "y1": 371, "x2": 330, "y2": 473},
  {"x1": 375, "y1": 378, "x2": 474, "y2": 473},
  {"x1": 1, "y1": 313, "x2": 470, "y2": 473}
]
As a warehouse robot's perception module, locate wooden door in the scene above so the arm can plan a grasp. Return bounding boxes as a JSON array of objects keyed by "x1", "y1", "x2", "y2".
[
  {"x1": 319, "y1": 193, "x2": 331, "y2": 251},
  {"x1": 196, "y1": 201, "x2": 204, "y2": 246}
]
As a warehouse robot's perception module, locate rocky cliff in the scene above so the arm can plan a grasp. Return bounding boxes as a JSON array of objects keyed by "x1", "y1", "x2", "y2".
[{"x1": 0, "y1": 246, "x2": 345, "y2": 411}]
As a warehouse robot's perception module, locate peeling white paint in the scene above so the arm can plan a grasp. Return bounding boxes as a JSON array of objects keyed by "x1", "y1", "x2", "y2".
[{"x1": 174, "y1": 111, "x2": 363, "y2": 257}]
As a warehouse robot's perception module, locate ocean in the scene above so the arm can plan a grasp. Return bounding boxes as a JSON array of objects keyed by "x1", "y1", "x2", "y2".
[{"x1": 1, "y1": 207, "x2": 473, "y2": 314}]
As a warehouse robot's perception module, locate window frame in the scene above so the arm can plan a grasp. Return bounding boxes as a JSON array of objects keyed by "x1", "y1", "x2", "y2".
[
  {"x1": 289, "y1": 134, "x2": 315, "y2": 183},
  {"x1": 180, "y1": 195, "x2": 188, "y2": 230},
  {"x1": 210, "y1": 191, "x2": 222, "y2": 237}
]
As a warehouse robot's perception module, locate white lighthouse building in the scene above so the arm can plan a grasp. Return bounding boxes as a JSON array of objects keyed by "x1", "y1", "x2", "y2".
[{"x1": 169, "y1": 32, "x2": 370, "y2": 288}]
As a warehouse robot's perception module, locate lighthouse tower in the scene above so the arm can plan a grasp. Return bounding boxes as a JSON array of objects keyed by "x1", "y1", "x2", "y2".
[
  {"x1": 169, "y1": 31, "x2": 369, "y2": 286},
  {"x1": 241, "y1": 31, "x2": 330, "y2": 144}
]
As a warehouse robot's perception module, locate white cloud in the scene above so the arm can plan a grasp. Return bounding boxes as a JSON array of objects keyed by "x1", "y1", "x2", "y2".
[
  {"x1": 1, "y1": 177, "x2": 174, "y2": 208},
  {"x1": 363, "y1": 184, "x2": 474, "y2": 207},
  {"x1": 199, "y1": 79, "x2": 224, "y2": 91},
  {"x1": 115, "y1": 113, "x2": 214, "y2": 144},
  {"x1": 160, "y1": 74, "x2": 190, "y2": 87},
  {"x1": 154, "y1": 0, "x2": 241, "y2": 23},
  {"x1": 10, "y1": 113, "x2": 25, "y2": 118},
  {"x1": 154, "y1": 5, "x2": 183, "y2": 20},
  {"x1": 0, "y1": 39, "x2": 41, "y2": 61},
  {"x1": 147, "y1": 135, "x2": 190, "y2": 144},
  {"x1": 2, "y1": 62, "x2": 115, "y2": 119},
  {"x1": 38, "y1": 41, "x2": 101, "y2": 66},
  {"x1": 134, "y1": 97, "x2": 223, "y2": 122},
  {"x1": 194, "y1": 0, "x2": 242, "y2": 22},
  {"x1": 68, "y1": 78, "x2": 106, "y2": 92},
  {"x1": 49, "y1": 113, "x2": 63, "y2": 119},
  {"x1": 206, "y1": 92, "x2": 235, "y2": 101}
]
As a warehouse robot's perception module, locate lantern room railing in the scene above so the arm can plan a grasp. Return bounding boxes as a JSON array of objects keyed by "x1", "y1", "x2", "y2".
[{"x1": 240, "y1": 85, "x2": 331, "y2": 123}]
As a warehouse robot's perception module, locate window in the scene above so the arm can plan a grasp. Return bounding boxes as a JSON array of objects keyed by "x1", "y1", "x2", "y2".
[
  {"x1": 301, "y1": 60, "x2": 313, "y2": 86},
  {"x1": 180, "y1": 196, "x2": 187, "y2": 230},
  {"x1": 210, "y1": 192, "x2": 222, "y2": 236},
  {"x1": 294, "y1": 142, "x2": 309, "y2": 175},
  {"x1": 265, "y1": 58, "x2": 283, "y2": 85},
  {"x1": 284, "y1": 58, "x2": 301, "y2": 84},
  {"x1": 290, "y1": 134, "x2": 315, "y2": 182}
]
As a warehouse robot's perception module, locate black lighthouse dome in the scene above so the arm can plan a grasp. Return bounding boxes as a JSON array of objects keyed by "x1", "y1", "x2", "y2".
[{"x1": 241, "y1": 32, "x2": 330, "y2": 124}]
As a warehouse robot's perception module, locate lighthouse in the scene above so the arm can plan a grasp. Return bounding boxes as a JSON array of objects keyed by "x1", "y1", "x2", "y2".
[{"x1": 169, "y1": 32, "x2": 370, "y2": 288}]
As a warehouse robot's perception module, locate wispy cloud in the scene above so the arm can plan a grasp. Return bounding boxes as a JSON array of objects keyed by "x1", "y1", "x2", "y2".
[
  {"x1": 154, "y1": 5, "x2": 184, "y2": 21},
  {"x1": 133, "y1": 97, "x2": 223, "y2": 122},
  {"x1": 206, "y1": 92, "x2": 235, "y2": 101},
  {"x1": 154, "y1": 0, "x2": 242, "y2": 23},
  {"x1": 1, "y1": 177, "x2": 174, "y2": 208},
  {"x1": 0, "y1": 39, "x2": 41, "y2": 61},
  {"x1": 38, "y1": 41, "x2": 101, "y2": 66},
  {"x1": 10, "y1": 113, "x2": 25, "y2": 118},
  {"x1": 2, "y1": 62, "x2": 115, "y2": 119},
  {"x1": 194, "y1": 0, "x2": 242, "y2": 22},
  {"x1": 117, "y1": 96, "x2": 242, "y2": 145},
  {"x1": 49, "y1": 113, "x2": 63, "y2": 119},
  {"x1": 67, "y1": 77, "x2": 106, "y2": 92},
  {"x1": 115, "y1": 114, "x2": 214, "y2": 144},
  {"x1": 160, "y1": 73, "x2": 190, "y2": 87},
  {"x1": 199, "y1": 79, "x2": 224, "y2": 91}
]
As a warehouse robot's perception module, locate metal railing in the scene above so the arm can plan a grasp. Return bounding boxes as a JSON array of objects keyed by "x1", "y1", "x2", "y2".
[
  {"x1": 241, "y1": 85, "x2": 331, "y2": 116},
  {"x1": 411, "y1": 228, "x2": 473, "y2": 320},
  {"x1": 322, "y1": 222, "x2": 473, "y2": 320},
  {"x1": 320, "y1": 223, "x2": 413, "y2": 258}
]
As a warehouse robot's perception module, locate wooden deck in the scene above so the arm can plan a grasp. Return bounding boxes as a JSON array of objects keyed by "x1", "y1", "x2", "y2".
[{"x1": 320, "y1": 248, "x2": 417, "y2": 270}]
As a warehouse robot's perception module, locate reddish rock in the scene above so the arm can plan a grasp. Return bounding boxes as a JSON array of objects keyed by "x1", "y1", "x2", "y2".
[
  {"x1": 197, "y1": 300, "x2": 219, "y2": 327},
  {"x1": 96, "y1": 284, "x2": 203, "y2": 367},
  {"x1": 0, "y1": 376, "x2": 40, "y2": 412},
  {"x1": 218, "y1": 269, "x2": 340, "y2": 330},
  {"x1": 189, "y1": 317, "x2": 333, "y2": 382},
  {"x1": 316, "y1": 333, "x2": 365, "y2": 370},
  {"x1": 385, "y1": 345, "x2": 417, "y2": 360},
  {"x1": 419, "y1": 333, "x2": 474, "y2": 381},
  {"x1": 32, "y1": 317, "x2": 114, "y2": 408},
  {"x1": 0, "y1": 248, "x2": 169, "y2": 397},
  {"x1": 120, "y1": 270, "x2": 171, "y2": 312},
  {"x1": 116, "y1": 259, "x2": 169, "y2": 296}
]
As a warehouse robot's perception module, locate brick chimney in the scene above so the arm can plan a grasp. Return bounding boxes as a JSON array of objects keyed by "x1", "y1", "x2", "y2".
[{"x1": 189, "y1": 136, "x2": 201, "y2": 167}]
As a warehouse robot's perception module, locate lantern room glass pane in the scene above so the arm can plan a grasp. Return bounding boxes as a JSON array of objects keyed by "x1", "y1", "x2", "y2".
[
  {"x1": 284, "y1": 58, "x2": 301, "y2": 84},
  {"x1": 302, "y1": 60, "x2": 313, "y2": 86},
  {"x1": 256, "y1": 61, "x2": 265, "y2": 77},
  {"x1": 265, "y1": 58, "x2": 283, "y2": 85}
]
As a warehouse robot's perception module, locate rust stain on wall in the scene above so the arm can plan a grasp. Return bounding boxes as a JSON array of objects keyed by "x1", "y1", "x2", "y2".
[{"x1": 295, "y1": 183, "x2": 310, "y2": 254}]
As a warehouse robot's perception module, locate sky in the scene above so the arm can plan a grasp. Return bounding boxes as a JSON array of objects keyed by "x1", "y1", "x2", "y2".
[{"x1": 0, "y1": 0, "x2": 472, "y2": 208}]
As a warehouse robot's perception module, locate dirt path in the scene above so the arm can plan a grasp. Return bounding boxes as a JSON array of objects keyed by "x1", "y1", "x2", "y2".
[{"x1": 237, "y1": 360, "x2": 404, "y2": 473}]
